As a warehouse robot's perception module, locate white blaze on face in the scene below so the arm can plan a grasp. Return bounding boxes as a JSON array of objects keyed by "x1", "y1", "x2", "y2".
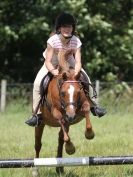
[{"x1": 68, "y1": 84, "x2": 75, "y2": 109}]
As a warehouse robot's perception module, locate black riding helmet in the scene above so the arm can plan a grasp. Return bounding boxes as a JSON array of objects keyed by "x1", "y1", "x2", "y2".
[{"x1": 55, "y1": 12, "x2": 76, "y2": 35}]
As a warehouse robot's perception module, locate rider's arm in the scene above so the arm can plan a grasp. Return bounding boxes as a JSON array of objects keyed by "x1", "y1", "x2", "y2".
[
  {"x1": 45, "y1": 44, "x2": 59, "y2": 76},
  {"x1": 45, "y1": 44, "x2": 54, "y2": 71},
  {"x1": 74, "y1": 47, "x2": 82, "y2": 75}
]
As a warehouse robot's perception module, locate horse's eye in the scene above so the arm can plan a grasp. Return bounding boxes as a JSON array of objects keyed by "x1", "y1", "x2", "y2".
[{"x1": 61, "y1": 91, "x2": 65, "y2": 97}]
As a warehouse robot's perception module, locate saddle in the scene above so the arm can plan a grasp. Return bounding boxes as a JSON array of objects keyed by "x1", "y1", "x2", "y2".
[{"x1": 40, "y1": 72, "x2": 53, "y2": 104}]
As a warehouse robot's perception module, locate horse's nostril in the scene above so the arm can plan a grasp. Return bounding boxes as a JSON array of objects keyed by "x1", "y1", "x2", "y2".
[
  {"x1": 69, "y1": 117, "x2": 73, "y2": 123},
  {"x1": 66, "y1": 115, "x2": 74, "y2": 123}
]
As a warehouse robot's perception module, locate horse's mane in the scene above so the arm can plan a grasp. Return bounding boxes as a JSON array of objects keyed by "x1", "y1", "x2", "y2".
[
  {"x1": 58, "y1": 49, "x2": 75, "y2": 78},
  {"x1": 58, "y1": 49, "x2": 75, "y2": 79}
]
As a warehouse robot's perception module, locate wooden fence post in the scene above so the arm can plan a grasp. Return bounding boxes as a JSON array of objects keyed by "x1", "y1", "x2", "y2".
[{"x1": 0, "y1": 80, "x2": 7, "y2": 112}]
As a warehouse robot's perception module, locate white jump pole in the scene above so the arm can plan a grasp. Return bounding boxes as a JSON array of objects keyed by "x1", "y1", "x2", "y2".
[{"x1": 0, "y1": 156, "x2": 133, "y2": 168}]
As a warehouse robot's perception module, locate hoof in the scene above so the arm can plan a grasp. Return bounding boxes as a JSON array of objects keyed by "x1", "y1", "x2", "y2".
[
  {"x1": 85, "y1": 129, "x2": 95, "y2": 139},
  {"x1": 65, "y1": 141, "x2": 76, "y2": 155},
  {"x1": 32, "y1": 167, "x2": 40, "y2": 177},
  {"x1": 56, "y1": 166, "x2": 64, "y2": 174}
]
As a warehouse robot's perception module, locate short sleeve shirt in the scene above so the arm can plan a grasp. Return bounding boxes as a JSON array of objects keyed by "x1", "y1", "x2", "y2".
[{"x1": 46, "y1": 34, "x2": 82, "y2": 67}]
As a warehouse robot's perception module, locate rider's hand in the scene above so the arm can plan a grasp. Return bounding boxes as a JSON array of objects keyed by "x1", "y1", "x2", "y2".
[{"x1": 51, "y1": 69, "x2": 59, "y2": 76}]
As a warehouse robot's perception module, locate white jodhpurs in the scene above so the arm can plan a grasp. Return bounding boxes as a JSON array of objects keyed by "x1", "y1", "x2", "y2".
[{"x1": 32, "y1": 64, "x2": 48, "y2": 113}]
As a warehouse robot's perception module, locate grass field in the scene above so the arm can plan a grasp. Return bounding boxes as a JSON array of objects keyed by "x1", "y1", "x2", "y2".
[{"x1": 0, "y1": 99, "x2": 133, "y2": 177}]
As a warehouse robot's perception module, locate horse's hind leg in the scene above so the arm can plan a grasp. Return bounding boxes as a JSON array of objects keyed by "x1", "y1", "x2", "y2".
[
  {"x1": 56, "y1": 128, "x2": 64, "y2": 174},
  {"x1": 35, "y1": 125, "x2": 45, "y2": 158},
  {"x1": 32, "y1": 125, "x2": 44, "y2": 177}
]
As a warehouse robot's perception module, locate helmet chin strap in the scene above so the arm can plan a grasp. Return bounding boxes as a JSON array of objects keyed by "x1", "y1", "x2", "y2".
[
  {"x1": 61, "y1": 34, "x2": 73, "y2": 39},
  {"x1": 63, "y1": 35, "x2": 73, "y2": 39}
]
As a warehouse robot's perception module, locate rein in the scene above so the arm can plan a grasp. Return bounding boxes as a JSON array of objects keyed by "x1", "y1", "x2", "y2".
[
  {"x1": 80, "y1": 81, "x2": 97, "y2": 99},
  {"x1": 58, "y1": 79, "x2": 82, "y2": 111},
  {"x1": 64, "y1": 80, "x2": 80, "y2": 83}
]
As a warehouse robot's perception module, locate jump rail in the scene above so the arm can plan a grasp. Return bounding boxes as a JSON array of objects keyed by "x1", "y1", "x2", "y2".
[{"x1": 0, "y1": 156, "x2": 133, "y2": 168}]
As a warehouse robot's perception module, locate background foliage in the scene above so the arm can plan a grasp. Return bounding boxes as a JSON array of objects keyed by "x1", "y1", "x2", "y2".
[{"x1": 0, "y1": 0, "x2": 133, "y2": 82}]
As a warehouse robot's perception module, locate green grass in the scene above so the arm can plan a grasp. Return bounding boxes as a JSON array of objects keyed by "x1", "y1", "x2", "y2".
[{"x1": 0, "y1": 100, "x2": 133, "y2": 177}]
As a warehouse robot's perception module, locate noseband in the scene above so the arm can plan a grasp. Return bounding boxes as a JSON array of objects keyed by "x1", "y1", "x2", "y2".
[{"x1": 58, "y1": 80, "x2": 82, "y2": 110}]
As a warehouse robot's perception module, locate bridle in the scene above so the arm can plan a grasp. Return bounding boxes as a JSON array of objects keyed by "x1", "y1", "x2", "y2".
[{"x1": 58, "y1": 80, "x2": 83, "y2": 111}]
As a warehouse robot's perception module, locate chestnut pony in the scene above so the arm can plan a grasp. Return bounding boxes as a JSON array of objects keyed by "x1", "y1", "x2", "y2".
[{"x1": 35, "y1": 50, "x2": 95, "y2": 173}]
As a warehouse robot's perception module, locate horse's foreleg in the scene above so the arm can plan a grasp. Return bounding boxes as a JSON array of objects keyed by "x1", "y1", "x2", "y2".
[
  {"x1": 53, "y1": 107, "x2": 75, "y2": 155},
  {"x1": 64, "y1": 125, "x2": 76, "y2": 155},
  {"x1": 84, "y1": 111, "x2": 95, "y2": 139},
  {"x1": 35, "y1": 125, "x2": 45, "y2": 158},
  {"x1": 58, "y1": 120, "x2": 70, "y2": 142},
  {"x1": 82, "y1": 101, "x2": 95, "y2": 139},
  {"x1": 53, "y1": 107, "x2": 70, "y2": 142},
  {"x1": 58, "y1": 121, "x2": 75, "y2": 155}
]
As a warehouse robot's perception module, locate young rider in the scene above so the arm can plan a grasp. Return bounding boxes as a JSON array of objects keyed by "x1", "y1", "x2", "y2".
[{"x1": 25, "y1": 12, "x2": 106, "y2": 127}]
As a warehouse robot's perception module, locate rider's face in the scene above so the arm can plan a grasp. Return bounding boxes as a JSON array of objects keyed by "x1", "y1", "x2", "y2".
[{"x1": 60, "y1": 25, "x2": 73, "y2": 38}]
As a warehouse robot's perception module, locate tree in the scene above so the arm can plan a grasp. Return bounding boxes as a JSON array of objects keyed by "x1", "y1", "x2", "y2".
[{"x1": 0, "y1": 0, "x2": 133, "y2": 82}]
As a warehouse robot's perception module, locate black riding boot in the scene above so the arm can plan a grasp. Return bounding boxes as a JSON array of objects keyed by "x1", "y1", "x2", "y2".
[
  {"x1": 25, "y1": 114, "x2": 42, "y2": 127},
  {"x1": 90, "y1": 106, "x2": 107, "y2": 117}
]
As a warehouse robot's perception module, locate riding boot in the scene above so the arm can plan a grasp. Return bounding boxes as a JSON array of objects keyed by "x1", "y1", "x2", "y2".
[
  {"x1": 25, "y1": 114, "x2": 42, "y2": 127},
  {"x1": 86, "y1": 95, "x2": 107, "y2": 117},
  {"x1": 90, "y1": 106, "x2": 107, "y2": 117}
]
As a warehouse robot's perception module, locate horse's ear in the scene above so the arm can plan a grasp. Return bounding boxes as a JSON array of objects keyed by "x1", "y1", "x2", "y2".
[
  {"x1": 62, "y1": 72, "x2": 68, "y2": 81},
  {"x1": 74, "y1": 71, "x2": 80, "y2": 80},
  {"x1": 58, "y1": 78, "x2": 63, "y2": 87}
]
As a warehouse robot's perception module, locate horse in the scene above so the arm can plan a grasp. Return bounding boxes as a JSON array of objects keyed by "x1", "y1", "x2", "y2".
[{"x1": 34, "y1": 50, "x2": 95, "y2": 174}]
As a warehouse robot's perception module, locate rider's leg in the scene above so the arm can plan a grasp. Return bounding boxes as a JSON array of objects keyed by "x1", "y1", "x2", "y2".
[
  {"x1": 81, "y1": 68, "x2": 106, "y2": 117},
  {"x1": 25, "y1": 64, "x2": 48, "y2": 126}
]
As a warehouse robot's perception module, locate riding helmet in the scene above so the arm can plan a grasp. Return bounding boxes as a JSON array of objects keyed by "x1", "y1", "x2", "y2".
[{"x1": 55, "y1": 12, "x2": 76, "y2": 34}]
